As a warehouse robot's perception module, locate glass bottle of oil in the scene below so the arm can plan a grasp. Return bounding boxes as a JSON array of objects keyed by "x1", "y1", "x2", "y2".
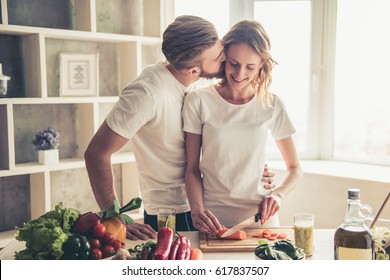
[{"x1": 334, "y1": 188, "x2": 374, "y2": 260}]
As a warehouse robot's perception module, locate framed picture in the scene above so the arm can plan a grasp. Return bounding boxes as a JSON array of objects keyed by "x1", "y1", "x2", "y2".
[{"x1": 60, "y1": 53, "x2": 98, "y2": 96}]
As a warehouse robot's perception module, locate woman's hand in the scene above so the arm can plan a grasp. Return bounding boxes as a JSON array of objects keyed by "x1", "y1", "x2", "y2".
[
  {"x1": 259, "y1": 193, "x2": 282, "y2": 225},
  {"x1": 125, "y1": 223, "x2": 157, "y2": 241},
  {"x1": 261, "y1": 163, "x2": 275, "y2": 190},
  {"x1": 192, "y1": 210, "x2": 222, "y2": 234}
]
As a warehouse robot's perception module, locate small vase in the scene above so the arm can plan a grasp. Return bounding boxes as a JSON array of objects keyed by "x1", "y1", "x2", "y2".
[{"x1": 38, "y1": 149, "x2": 59, "y2": 165}]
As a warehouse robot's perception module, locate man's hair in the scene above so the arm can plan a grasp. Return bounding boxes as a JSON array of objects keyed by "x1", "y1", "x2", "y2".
[{"x1": 162, "y1": 15, "x2": 219, "y2": 70}]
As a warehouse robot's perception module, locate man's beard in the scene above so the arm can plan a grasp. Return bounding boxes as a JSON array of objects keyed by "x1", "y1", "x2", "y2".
[{"x1": 199, "y1": 64, "x2": 224, "y2": 79}]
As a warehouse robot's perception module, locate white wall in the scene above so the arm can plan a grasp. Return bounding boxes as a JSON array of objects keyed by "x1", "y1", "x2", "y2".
[{"x1": 277, "y1": 170, "x2": 390, "y2": 229}]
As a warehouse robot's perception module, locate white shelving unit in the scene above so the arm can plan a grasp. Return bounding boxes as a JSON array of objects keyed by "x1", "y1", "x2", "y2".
[{"x1": 0, "y1": 0, "x2": 167, "y2": 244}]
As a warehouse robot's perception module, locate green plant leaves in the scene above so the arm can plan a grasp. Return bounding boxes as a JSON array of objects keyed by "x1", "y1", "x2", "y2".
[{"x1": 98, "y1": 197, "x2": 142, "y2": 224}]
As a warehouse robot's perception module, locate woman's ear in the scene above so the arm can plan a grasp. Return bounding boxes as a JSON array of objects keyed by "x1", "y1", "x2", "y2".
[{"x1": 186, "y1": 66, "x2": 201, "y2": 77}]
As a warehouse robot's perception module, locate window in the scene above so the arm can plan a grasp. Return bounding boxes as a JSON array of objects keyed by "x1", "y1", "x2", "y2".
[
  {"x1": 253, "y1": 1, "x2": 311, "y2": 157},
  {"x1": 333, "y1": 0, "x2": 390, "y2": 165},
  {"x1": 173, "y1": 0, "x2": 390, "y2": 166}
]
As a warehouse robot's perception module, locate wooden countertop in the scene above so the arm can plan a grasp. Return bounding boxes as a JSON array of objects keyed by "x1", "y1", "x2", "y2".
[{"x1": 0, "y1": 229, "x2": 335, "y2": 260}]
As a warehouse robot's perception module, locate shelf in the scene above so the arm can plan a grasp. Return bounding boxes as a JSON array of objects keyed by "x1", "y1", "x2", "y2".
[
  {"x1": 0, "y1": 34, "x2": 24, "y2": 97},
  {"x1": 0, "y1": 24, "x2": 162, "y2": 43},
  {"x1": 0, "y1": 152, "x2": 135, "y2": 177},
  {"x1": 0, "y1": 0, "x2": 163, "y2": 240},
  {"x1": 6, "y1": 0, "x2": 76, "y2": 30},
  {"x1": 0, "y1": 230, "x2": 15, "y2": 249},
  {"x1": 0, "y1": 96, "x2": 119, "y2": 105}
]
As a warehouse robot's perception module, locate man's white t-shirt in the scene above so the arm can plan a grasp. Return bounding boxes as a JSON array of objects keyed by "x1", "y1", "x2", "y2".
[
  {"x1": 106, "y1": 61, "x2": 192, "y2": 215},
  {"x1": 182, "y1": 85, "x2": 296, "y2": 227}
]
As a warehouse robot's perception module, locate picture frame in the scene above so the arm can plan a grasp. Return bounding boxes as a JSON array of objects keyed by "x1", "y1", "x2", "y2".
[{"x1": 60, "y1": 53, "x2": 99, "y2": 97}]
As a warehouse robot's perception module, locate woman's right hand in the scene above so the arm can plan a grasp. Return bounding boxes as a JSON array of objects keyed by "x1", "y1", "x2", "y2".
[{"x1": 192, "y1": 210, "x2": 223, "y2": 234}]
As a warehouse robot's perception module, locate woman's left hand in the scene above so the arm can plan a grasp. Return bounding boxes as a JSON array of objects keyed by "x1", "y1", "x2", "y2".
[
  {"x1": 261, "y1": 163, "x2": 275, "y2": 190},
  {"x1": 259, "y1": 194, "x2": 282, "y2": 225}
]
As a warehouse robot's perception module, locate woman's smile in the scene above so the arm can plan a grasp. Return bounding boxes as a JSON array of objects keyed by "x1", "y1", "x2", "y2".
[{"x1": 231, "y1": 75, "x2": 248, "y2": 83}]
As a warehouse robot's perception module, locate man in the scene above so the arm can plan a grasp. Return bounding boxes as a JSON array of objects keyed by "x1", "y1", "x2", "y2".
[{"x1": 84, "y1": 15, "x2": 274, "y2": 240}]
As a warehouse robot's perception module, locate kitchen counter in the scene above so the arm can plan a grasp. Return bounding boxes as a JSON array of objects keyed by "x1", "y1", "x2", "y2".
[{"x1": 0, "y1": 229, "x2": 335, "y2": 260}]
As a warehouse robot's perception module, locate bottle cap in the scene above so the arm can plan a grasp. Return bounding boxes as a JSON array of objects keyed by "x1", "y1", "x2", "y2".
[{"x1": 348, "y1": 188, "x2": 360, "y2": 199}]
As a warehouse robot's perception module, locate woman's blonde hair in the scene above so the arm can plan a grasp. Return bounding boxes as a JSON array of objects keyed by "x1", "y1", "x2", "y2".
[
  {"x1": 218, "y1": 20, "x2": 276, "y2": 107},
  {"x1": 162, "y1": 15, "x2": 219, "y2": 70}
]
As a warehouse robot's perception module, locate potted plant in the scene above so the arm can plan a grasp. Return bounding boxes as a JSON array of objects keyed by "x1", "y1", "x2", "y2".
[{"x1": 32, "y1": 127, "x2": 60, "y2": 165}]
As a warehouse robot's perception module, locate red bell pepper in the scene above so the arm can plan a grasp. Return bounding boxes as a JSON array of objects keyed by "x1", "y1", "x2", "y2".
[
  {"x1": 176, "y1": 236, "x2": 191, "y2": 260},
  {"x1": 153, "y1": 226, "x2": 173, "y2": 260},
  {"x1": 169, "y1": 236, "x2": 181, "y2": 260}
]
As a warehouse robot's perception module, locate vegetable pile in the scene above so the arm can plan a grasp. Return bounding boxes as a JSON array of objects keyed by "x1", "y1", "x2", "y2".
[
  {"x1": 125, "y1": 226, "x2": 203, "y2": 260},
  {"x1": 14, "y1": 198, "x2": 142, "y2": 260},
  {"x1": 254, "y1": 239, "x2": 305, "y2": 260},
  {"x1": 14, "y1": 202, "x2": 79, "y2": 260}
]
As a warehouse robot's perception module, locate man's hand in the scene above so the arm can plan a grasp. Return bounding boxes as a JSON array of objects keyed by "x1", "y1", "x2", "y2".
[
  {"x1": 126, "y1": 223, "x2": 157, "y2": 241},
  {"x1": 261, "y1": 163, "x2": 275, "y2": 190}
]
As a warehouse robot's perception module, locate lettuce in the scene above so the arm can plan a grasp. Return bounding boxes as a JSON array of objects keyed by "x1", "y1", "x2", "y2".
[{"x1": 14, "y1": 202, "x2": 80, "y2": 260}]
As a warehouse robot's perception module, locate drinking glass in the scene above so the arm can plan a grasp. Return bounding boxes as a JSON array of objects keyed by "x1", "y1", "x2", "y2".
[
  {"x1": 157, "y1": 208, "x2": 176, "y2": 233},
  {"x1": 294, "y1": 213, "x2": 314, "y2": 257}
]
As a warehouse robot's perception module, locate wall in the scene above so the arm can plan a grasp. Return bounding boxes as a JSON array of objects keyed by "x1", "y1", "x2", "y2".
[{"x1": 277, "y1": 170, "x2": 390, "y2": 228}]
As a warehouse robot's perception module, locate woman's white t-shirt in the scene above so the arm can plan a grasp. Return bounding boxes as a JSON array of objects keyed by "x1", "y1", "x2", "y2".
[{"x1": 182, "y1": 85, "x2": 296, "y2": 227}]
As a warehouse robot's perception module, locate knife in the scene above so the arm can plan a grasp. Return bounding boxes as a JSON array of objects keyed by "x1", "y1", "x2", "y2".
[{"x1": 220, "y1": 212, "x2": 261, "y2": 238}]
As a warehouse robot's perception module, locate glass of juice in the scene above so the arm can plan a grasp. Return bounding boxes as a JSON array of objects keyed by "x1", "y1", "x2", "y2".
[
  {"x1": 294, "y1": 213, "x2": 314, "y2": 257},
  {"x1": 157, "y1": 208, "x2": 176, "y2": 233}
]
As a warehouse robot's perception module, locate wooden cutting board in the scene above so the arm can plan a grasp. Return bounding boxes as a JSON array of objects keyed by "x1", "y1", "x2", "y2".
[{"x1": 199, "y1": 227, "x2": 294, "y2": 252}]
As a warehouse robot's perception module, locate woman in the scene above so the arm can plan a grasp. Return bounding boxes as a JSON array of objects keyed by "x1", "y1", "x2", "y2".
[{"x1": 182, "y1": 20, "x2": 303, "y2": 234}]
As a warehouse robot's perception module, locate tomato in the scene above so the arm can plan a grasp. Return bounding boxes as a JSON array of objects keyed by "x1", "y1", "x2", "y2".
[
  {"x1": 120, "y1": 242, "x2": 126, "y2": 249},
  {"x1": 89, "y1": 238, "x2": 101, "y2": 249},
  {"x1": 102, "y1": 232, "x2": 114, "y2": 245},
  {"x1": 92, "y1": 223, "x2": 106, "y2": 239},
  {"x1": 90, "y1": 248, "x2": 102, "y2": 260},
  {"x1": 102, "y1": 245, "x2": 116, "y2": 259},
  {"x1": 112, "y1": 239, "x2": 121, "y2": 251}
]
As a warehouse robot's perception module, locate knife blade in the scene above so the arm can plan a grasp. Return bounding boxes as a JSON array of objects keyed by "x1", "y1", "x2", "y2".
[{"x1": 220, "y1": 213, "x2": 261, "y2": 238}]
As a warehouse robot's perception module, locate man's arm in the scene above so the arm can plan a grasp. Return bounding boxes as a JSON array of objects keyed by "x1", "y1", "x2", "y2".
[
  {"x1": 84, "y1": 121, "x2": 127, "y2": 210},
  {"x1": 84, "y1": 121, "x2": 156, "y2": 240}
]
